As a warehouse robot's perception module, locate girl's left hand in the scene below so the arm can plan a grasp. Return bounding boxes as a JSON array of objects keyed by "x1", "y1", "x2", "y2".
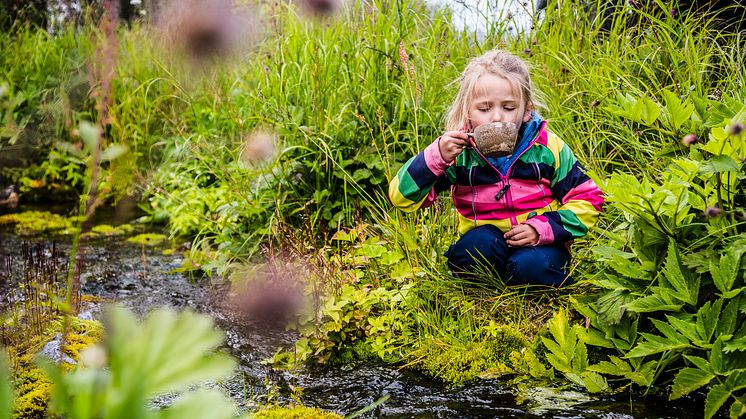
[{"x1": 504, "y1": 224, "x2": 539, "y2": 247}]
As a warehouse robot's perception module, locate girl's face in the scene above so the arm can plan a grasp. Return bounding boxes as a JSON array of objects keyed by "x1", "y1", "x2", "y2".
[{"x1": 467, "y1": 73, "x2": 532, "y2": 130}]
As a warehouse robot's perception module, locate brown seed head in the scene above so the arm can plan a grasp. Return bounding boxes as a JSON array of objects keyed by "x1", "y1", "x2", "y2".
[{"x1": 731, "y1": 122, "x2": 744, "y2": 136}]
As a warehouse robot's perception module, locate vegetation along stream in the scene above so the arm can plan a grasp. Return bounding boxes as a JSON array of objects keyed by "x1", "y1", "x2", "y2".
[{"x1": 0, "y1": 211, "x2": 707, "y2": 417}]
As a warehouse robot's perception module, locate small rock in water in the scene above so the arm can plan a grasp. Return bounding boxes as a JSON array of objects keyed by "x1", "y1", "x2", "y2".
[
  {"x1": 77, "y1": 310, "x2": 94, "y2": 321},
  {"x1": 39, "y1": 334, "x2": 77, "y2": 365},
  {"x1": 0, "y1": 185, "x2": 19, "y2": 209}
]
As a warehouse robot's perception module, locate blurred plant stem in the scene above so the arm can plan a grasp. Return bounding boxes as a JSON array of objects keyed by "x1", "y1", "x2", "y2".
[{"x1": 62, "y1": 0, "x2": 120, "y2": 356}]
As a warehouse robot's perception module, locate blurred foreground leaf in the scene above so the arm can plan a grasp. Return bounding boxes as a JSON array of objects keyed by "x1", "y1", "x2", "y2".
[
  {"x1": 0, "y1": 352, "x2": 12, "y2": 419},
  {"x1": 41, "y1": 306, "x2": 237, "y2": 419}
]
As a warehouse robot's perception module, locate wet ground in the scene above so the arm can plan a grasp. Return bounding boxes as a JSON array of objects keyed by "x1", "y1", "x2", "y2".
[{"x1": 0, "y1": 218, "x2": 707, "y2": 418}]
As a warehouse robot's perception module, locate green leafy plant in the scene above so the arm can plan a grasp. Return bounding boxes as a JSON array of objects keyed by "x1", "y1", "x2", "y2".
[
  {"x1": 541, "y1": 309, "x2": 609, "y2": 393},
  {"x1": 543, "y1": 99, "x2": 746, "y2": 417},
  {"x1": 40, "y1": 306, "x2": 238, "y2": 419}
]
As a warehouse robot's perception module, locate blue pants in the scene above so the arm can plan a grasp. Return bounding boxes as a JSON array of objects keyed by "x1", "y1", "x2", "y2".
[{"x1": 444, "y1": 225, "x2": 572, "y2": 287}]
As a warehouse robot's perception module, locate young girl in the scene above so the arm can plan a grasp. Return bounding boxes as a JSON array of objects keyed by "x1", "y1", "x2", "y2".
[{"x1": 388, "y1": 50, "x2": 604, "y2": 286}]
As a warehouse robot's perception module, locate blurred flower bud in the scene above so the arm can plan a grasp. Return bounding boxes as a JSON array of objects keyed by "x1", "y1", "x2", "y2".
[
  {"x1": 299, "y1": 0, "x2": 341, "y2": 16},
  {"x1": 230, "y1": 261, "x2": 307, "y2": 328},
  {"x1": 731, "y1": 122, "x2": 744, "y2": 136},
  {"x1": 705, "y1": 206, "x2": 721, "y2": 218},
  {"x1": 240, "y1": 129, "x2": 277, "y2": 165},
  {"x1": 155, "y1": 0, "x2": 261, "y2": 65},
  {"x1": 681, "y1": 133, "x2": 698, "y2": 147},
  {"x1": 79, "y1": 345, "x2": 107, "y2": 369}
]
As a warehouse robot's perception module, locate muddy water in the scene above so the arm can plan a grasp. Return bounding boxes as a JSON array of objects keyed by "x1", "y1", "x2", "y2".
[{"x1": 0, "y1": 224, "x2": 705, "y2": 418}]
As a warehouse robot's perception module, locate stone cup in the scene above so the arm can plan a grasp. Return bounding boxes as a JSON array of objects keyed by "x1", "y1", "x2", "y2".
[{"x1": 471, "y1": 121, "x2": 518, "y2": 158}]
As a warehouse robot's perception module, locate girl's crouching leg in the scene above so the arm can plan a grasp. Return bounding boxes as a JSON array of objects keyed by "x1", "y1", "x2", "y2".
[
  {"x1": 506, "y1": 245, "x2": 572, "y2": 287},
  {"x1": 444, "y1": 225, "x2": 509, "y2": 280}
]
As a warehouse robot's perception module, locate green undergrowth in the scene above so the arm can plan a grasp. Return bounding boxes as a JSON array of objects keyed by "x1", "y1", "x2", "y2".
[
  {"x1": 261, "y1": 219, "x2": 573, "y2": 386},
  {"x1": 0, "y1": 211, "x2": 81, "y2": 236},
  {"x1": 251, "y1": 405, "x2": 342, "y2": 419}
]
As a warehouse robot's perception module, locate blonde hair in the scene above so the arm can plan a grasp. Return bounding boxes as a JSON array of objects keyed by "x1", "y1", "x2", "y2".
[{"x1": 444, "y1": 50, "x2": 538, "y2": 131}]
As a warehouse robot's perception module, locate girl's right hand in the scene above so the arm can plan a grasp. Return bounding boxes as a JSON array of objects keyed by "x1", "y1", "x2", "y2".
[{"x1": 438, "y1": 131, "x2": 470, "y2": 163}]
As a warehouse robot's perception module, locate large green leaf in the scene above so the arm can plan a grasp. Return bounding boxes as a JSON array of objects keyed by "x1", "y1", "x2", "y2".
[
  {"x1": 666, "y1": 314, "x2": 699, "y2": 344},
  {"x1": 159, "y1": 390, "x2": 237, "y2": 419},
  {"x1": 607, "y1": 255, "x2": 651, "y2": 281},
  {"x1": 730, "y1": 397, "x2": 746, "y2": 419},
  {"x1": 670, "y1": 368, "x2": 715, "y2": 399},
  {"x1": 711, "y1": 250, "x2": 742, "y2": 294},
  {"x1": 685, "y1": 355, "x2": 716, "y2": 374},
  {"x1": 699, "y1": 155, "x2": 740, "y2": 175},
  {"x1": 580, "y1": 371, "x2": 609, "y2": 393},
  {"x1": 703, "y1": 371, "x2": 746, "y2": 419},
  {"x1": 542, "y1": 309, "x2": 588, "y2": 374},
  {"x1": 107, "y1": 306, "x2": 236, "y2": 396},
  {"x1": 587, "y1": 356, "x2": 631, "y2": 376},
  {"x1": 625, "y1": 332, "x2": 690, "y2": 358},
  {"x1": 625, "y1": 360, "x2": 656, "y2": 387},
  {"x1": 624, "y1": 291, "x2": 682, "y2": 313},
  {"x1": 662, "y1": 242, "x2": 699, "y2": 306},
  {"x1": 42, "y1": 306, "x2": 239, "y2": 419},
  {"x1": 717, "y1": 298, "x2": 741, "y2": 338},
  {"x1": 662, "y1": 89, "x2": 694, "y2": 131},
  {"x1": 705, "y1": 383, "x2": 731, "y2": 419},
  {"x1": 574, "y1": 325, "x2": 615, "y2": 349},
  {"x1": 651, "y1": 318, "x2": 691, "y2": 345},
  {"x1": 724, "y1": 337, "x2": 746, "y2": 353},
  {"x1": 696, "y1": 300, "x2": 724, "y2": 344},
  {"x1": 711, "y1": 339, "x2": 725, "y2": 374},
  {"x1": 0, "y1": 352, "x2": 12, "y2": 419}
]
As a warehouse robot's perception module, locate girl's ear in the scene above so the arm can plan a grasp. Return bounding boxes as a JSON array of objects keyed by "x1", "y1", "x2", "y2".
[{"x1": 522, "y1": 103, "x2": 534, "y2": 123}]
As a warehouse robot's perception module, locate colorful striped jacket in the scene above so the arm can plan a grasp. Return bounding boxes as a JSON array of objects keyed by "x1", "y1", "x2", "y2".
[{"x1": 388, "y1": 120, "x2": 604, "y2": 245}]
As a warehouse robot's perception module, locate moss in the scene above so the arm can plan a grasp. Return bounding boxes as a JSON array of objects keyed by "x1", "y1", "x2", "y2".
[
  {"x1": 126, "y1": 233, "x2": 168, "y2": 246},
  {"x1": 252, "y1": 405, "x2": 342, "y2": 419},
  {"x1": 412, "y1": 325, "x2": 531, "y2": 386},
  {"x1": 414, "y1": 339, "x2": 510, "y2": 386},
  {"x1": 0, "y1": 211, "x2": 80, "y2": 236},
  {"x1": 81, "y1": 223, "x2": 135, "y2": 238},
  {"x1": 8, "y1": 316, "x2": 104, "y2": 419},
  {"x1": 13, "y1": 366, "x2": 52, "y2": 418}
]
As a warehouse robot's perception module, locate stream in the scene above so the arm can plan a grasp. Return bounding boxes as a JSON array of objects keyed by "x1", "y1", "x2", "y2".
[{"x1": 0, "y1": 213, "x2": 707, "y2": 418}]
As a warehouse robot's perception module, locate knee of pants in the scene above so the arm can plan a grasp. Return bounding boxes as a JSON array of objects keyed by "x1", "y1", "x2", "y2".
[
  {"x1": 445, "y1": 225, "x2": 508, "y2": 274},
  {"x1": 507, "y1": 247, "x2": 571, "y2": 286}
]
